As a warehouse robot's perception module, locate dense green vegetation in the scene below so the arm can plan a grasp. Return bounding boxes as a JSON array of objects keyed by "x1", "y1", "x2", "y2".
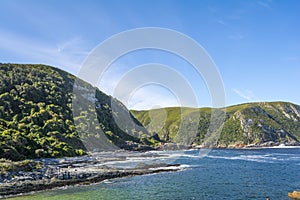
[
  {"x1": 1, "y1": 63, "x2": 299, "y2": 161},
  {"x1": 131, "y1": 102, "x2": 300, "y2": 147},
  {"x1": 0, "y1": 158, "x2": 43, "y2": 175},
  {"x1": 0, "y1": 63, "x2": 156, "y2": 161}
]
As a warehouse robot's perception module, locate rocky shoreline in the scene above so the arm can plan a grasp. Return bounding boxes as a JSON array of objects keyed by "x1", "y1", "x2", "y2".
[
  {"x1": 1, "y1": 144, "x2": 300, "y2": 198},
  {"x1": 0, "y1": 165, "x2": 180, "y2": 198},
  {"x1": 190, "y1": 141, "x2": 300, "y2": 149},
  {"x1": 158, "y1": 141, "x2": 300, "y2": 150},
  {"x1": 0, "y1": 151, "x2": 182, "y2": 198},
  {"x1": 217, "y1": 141, "x2": 300, "y2": 149}
]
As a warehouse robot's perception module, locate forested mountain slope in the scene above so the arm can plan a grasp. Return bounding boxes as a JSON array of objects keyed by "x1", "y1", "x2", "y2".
[{"x1": 0, "y1": 63, "x2": 156, "y2": 161}]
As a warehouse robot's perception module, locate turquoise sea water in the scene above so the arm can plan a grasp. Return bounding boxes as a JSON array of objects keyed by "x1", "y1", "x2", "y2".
[{"x1": 6, "y1": 148, "x2": 300, "y2": 200}]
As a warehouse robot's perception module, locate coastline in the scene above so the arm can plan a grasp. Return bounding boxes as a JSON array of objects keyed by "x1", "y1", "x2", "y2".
[
  {"x1": 190, "y1": 141, "x2": 300, "y2": 150},
  {"x1": 0, "y1": 151, "x2": 182, "y2": 198},
  {"x1": 0, "y1": 165, "x2": 181, "y2": 198},
  {"x1": 1, "y1": 144, "x2": 300, "y2": 198}
]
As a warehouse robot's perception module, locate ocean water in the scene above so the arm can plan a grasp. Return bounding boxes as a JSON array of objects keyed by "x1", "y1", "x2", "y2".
[{"x1": 7, "y1": 148, "x2": 300, "y2": 200}]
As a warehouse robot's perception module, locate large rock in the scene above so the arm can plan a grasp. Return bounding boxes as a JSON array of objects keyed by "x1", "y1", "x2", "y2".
[{"x1": 288, "y1": 191, "x2": 300, "y2": 199}]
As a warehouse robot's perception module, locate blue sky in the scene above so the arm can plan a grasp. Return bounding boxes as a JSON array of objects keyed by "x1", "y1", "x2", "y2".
[{"x1": 0, "y1": 0, "x2": 299, "y2": 109}]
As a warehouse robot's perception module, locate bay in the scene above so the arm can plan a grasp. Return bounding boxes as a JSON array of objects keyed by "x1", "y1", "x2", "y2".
[{"x1": 7, "y1": 148, "x2": 300, "y2": 200}]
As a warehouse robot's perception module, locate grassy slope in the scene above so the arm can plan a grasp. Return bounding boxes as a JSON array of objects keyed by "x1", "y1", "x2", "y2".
[{"x1": 131, "y1": 102, "x2": 300, "y2": 146}]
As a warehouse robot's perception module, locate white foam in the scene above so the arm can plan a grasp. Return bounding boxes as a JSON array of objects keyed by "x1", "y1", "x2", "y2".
[
  {"x1": 103, "y1": 180, "x2": 114, "y2": 184},
  {"x1": 149, "y1": 164, "x2": 192, "y2": 171},
  {"x1": 152, "y1": 150, "x2": 203, "y2": 160},
  {"x1": 207, "y1": 155, "x2": 276, "y2": 163},
  {"x1": 207, "y1": 152, "x2": 300, "y2": 163},
  {"x1": 261, "y1": 146, "x2": 300, "y2": 149}
]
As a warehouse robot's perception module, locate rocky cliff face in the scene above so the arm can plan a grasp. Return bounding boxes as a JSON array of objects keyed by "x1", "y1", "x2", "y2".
[
  {"x1": 132, "y1": 102, "x2": 300, "y2": 147},
  {"x1": 221, "y1": 102, "x2": 300, "y2": 147}
]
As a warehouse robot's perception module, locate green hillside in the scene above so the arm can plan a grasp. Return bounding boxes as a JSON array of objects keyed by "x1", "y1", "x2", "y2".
[
  {"x1": 0, "y1": 63, "x2": 156, "y2": 161},
  {"x1": 131, "y1": 102, "x2": 300, "y2": 147},
  {"x1": 1, "y1": 63, "x2": 299, "y2": 162}
]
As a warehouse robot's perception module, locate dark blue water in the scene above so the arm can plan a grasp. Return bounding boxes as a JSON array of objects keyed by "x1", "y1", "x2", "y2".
[{"x1": 8, "y1": 148, "x2": 300, "y2": 200}]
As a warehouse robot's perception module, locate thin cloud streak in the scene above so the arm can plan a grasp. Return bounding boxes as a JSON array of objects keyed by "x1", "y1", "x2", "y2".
[
  {"x1": 216, "y1": 20, "x2": 226, "y2": 26},
  {"x1": 232, "y1": 88, "x2": 256, "y2": 101},
  {"x1": 257, "y1": 1, "x2": 272, "y2": 9},
  {"x1": 228, "y1": 33, "x2": 244, "y2": 40},
  {"x1": 0, "y1": 30, "x2": 88, "y2": 74}
]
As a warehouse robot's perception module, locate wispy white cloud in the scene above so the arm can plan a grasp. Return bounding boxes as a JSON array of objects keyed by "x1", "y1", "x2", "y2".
[
  {"x1": 216, "y1": 20, "x2": 227, "y2": 26},
  {"x1": 56, "y1": 37, "x2": 83, "y2": 53},
  {"x1": 232, "y1": 88, "x2": 256, "y2": 101},
  {"x1": 0, "y1": 30, "x2": 89, "y2": 74},
  {"x1": 228, "y1": 33, "x2": 244, "y2": 40},
  {"x1": 257, "y1": 1, "x2": 272, "y2": 9}
]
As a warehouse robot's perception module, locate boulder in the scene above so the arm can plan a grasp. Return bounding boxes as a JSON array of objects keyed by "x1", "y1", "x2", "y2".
[{"x1": 288, "y1": 191, "x2": 300, "y2": 199}]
